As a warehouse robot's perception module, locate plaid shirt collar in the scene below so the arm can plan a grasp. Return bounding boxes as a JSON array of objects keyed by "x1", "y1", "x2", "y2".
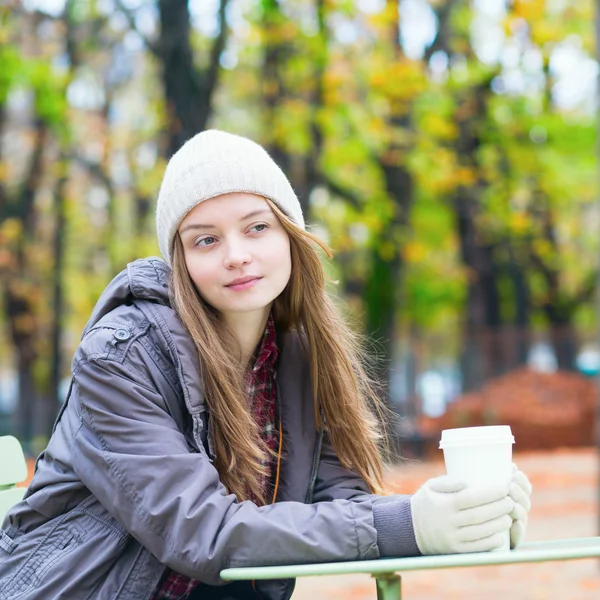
[{"x1": 251, "y1": 313, "x2": 278, "y2": 374}]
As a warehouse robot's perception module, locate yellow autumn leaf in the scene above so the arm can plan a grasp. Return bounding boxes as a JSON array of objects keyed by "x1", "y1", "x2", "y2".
[
  {"x1": 509, "y1": 212, "x2": 530, "y2": 234},
  {"x1": 362, "y1": 212, "x2": 383, "y2": 235},
  {"x1": 379, "y1": 241, "x2": 397, "y2": 261},
  {"x1": 403, "y1": 241, "x2": 428, "y2": 264},
  {"x1": 1, "y1": 218, "x2": 22, "y2": 242},
  {"x1": 512, "y1": 0, "x2": 545, "y2": 23},
  {"x1": 454, "y1": 166, "x2": 477, "y2": 187},
  {"x1": 368, "y1": 71, "x2": 388, "y2": 91},
  {"x1": 532, "y1": 238, "x2": 554, "y2": 260},
  {"x1": 423, "y1": 114, "x2": 457, "y2": 141},
  {"x1": 531, "y1": 22, "x2": 564, "y2": 47},
  {"x1": 0, "y1": 161, "x2": 9, "y2": 182},
  {"x1": 367, "y1": 3, "x2": 398, "y2": 30}
]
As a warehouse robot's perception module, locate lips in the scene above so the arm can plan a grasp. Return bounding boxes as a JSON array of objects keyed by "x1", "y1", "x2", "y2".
[{"x1": 225, "y1": 276, "x2": 262, "y2": 287}]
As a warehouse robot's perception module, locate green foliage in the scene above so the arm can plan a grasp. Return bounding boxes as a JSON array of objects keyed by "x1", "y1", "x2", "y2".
[
  {"x1": 29, "y1": 61, "x2": 69, "y2": 129},
  {"x1": 0, "y1": 46, "x2": 22, "y2": 104},
  {"x1": 400, "y1": 192, "x2": 466, "y2": 330}
]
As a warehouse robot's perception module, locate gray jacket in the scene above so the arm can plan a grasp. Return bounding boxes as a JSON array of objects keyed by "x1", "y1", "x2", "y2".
[{"x1": 0, "y1": 258, "x2": 416, "y2": 600}]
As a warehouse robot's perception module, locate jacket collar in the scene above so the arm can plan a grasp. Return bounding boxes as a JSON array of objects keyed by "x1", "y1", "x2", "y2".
[{"x1": 82, "y1": 257, "x2": 171, "y2": 337}]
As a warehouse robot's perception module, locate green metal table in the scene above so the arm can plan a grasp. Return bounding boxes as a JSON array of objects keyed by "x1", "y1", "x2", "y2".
[{"x1": 221, "y1": 537, "x2": 600, "y2": 599}]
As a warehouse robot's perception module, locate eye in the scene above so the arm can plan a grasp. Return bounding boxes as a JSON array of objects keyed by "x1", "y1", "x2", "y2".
[
  {"x1": 195, "y1": 236, "x2": 217, "y2": 247},
  {"x1": 249, "y1": 223, "x2": 268, "y2": 233}
]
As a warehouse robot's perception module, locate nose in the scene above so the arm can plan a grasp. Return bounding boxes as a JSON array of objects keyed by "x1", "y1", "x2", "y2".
[{"x1": 222, "y1": 237, "x2": 252, "y2": 269}]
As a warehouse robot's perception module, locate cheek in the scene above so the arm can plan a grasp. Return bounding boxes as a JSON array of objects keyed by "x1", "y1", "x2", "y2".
[
  {"x1": 273, "y1": 236, "x2": 292, "y2": 282},
  {"x1": 185, "y1": 257, "x2": 218, "y2": 296}
]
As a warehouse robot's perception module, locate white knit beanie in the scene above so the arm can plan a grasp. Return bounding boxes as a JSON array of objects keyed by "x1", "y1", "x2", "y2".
[{"x1": 156, "y1": 129, "x2": 305, "y2": 265}]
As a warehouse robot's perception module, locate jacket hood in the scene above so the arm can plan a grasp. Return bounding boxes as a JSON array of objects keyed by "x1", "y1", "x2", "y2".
[{"x1": 82, "y1": 257, "x2": 171, "y2": 337}]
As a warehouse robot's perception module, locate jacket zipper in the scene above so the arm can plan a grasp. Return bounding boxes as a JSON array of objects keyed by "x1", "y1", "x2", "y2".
[
  {"x1": 305, "y1": 427, "x2": 324, "y2": 504},
  {"x1": 277, "y1": 427, "x2": 323, "y2": 600},
  {"x1": 253, "y1": 375, "x2": 293, "y2": 600},
  {"x1": 265, "y1": 377, "x2": 323, "y2": 600},
  {"x1": 279, "y1": 427, "x2": 322, "y2": 600}
]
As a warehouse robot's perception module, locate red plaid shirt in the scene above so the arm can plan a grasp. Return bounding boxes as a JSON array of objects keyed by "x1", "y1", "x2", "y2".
[{"x1": 152, "y1": 314, "x2": 279, "y2": 600}]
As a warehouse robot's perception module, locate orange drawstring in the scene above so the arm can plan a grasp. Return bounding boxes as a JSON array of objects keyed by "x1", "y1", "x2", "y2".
[
  {"x1": 271, "y1": 417, "x2": 283, "y2": 503},
  {"x1": 252, "y1": 417, "x2": 284, "y2": 598}
]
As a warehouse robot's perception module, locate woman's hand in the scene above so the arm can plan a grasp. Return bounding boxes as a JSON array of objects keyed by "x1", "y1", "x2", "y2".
[
  {"x1": 410, "y1": 475, "x2": 514, "y2": 555},
  {"x1": 509, "y1": 464, "x2": 533, "y2": 549}
]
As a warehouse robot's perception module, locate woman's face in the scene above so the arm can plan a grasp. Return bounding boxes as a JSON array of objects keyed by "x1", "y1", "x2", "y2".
[{"x1": 178, "y1": 193, "x2": 292, "y2": 321}]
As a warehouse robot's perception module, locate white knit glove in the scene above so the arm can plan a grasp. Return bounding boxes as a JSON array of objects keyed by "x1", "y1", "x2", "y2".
[
  {"x1": 410, "y1": 475, "x2": 514, "y2": 555},
  {"x1": 509, "y1": 464, "x2": 532, "y2": 549}
]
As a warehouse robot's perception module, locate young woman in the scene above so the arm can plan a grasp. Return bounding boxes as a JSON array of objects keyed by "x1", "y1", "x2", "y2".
[{"x1": 0, "y1": 130, "x2": 532, "y2": 600}]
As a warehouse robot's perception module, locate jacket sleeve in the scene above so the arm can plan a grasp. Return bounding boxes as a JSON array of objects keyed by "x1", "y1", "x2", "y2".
[
  {"x1": 312, "y1": 432, "x2": 371, "y2": 502},
  {"x1": 70, "y1": 336, "x2": 380, "y2": 585},
  {"x1": 312, "y1": 434, "x2": 421, "y2": 558}
]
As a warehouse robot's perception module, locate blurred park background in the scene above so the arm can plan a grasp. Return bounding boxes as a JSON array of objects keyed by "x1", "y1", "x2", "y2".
[
  {"x1": 3, "y1": 1, "x2": 600, "y2": 596},
  {"x1": 0, "y1": 0, "x2": 599, "y2": 462}
]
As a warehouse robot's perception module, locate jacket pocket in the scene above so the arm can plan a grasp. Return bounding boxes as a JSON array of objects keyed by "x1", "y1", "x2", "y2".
[
  {"x1": 0, "y1": 518, "x2": 85, "y2": 600},
  {"x1": 0, "y1": 530, "x2": 17, "y2": 555}
]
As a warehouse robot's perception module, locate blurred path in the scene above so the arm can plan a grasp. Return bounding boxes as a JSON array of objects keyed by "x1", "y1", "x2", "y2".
[{"x1": 293, "y1": 448, "x2": 600, "y2": 600}]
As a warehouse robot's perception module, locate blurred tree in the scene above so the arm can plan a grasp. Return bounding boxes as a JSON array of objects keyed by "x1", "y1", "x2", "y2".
[
  {"x1": 259, "y1": 0, "x2": 328, "y2": 217},
  {"x1": 259, "y1": 0, "x2": 296, "y2": 209},
  {"x1": 0, "y1": 5, "x2": 68, "y2": 443},
  {"x1": 363, "y1": 0, "x2": 417, "y2": 401},
  {"x1": 158, "y1": 0, "x2": 230, "y2": 155},
  {"x1": 407, "y1": 0, "x2": 596, "y2": 385},
  {"x1": 116, "y1": 0, "x2": 231, "y2": 156},
  {"x1": 478, "y1": 0, "x2": 596, "y2": 371}
]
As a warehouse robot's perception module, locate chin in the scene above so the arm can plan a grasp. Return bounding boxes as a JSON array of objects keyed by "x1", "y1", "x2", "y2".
[
  {"x1": 218, "y1": 297, "x2": 274, "y2": 314},
  {"x1": 233, "y1": 302, "x2": 273, "y2": 313}
]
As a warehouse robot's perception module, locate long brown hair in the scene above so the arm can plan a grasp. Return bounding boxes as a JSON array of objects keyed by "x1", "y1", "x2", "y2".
[{"x1": 170, "y1": 200, "x2": 388, "y2": 503}]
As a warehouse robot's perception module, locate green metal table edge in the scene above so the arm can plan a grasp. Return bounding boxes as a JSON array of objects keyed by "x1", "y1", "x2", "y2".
[
  {"x1": 220, "y1": 537, "x2": 600, "y2": 589},
  {"x1": 221, "y1": 537, "x2": 600, "y2": 580}
]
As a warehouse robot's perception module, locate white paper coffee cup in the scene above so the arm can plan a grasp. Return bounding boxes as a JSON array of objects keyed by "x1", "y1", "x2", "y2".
[{"x1": 439, "y1": 425, "x2": 515, "y2": 551}]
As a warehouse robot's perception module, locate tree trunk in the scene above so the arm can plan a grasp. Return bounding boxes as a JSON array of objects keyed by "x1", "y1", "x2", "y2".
[
  {"x1": 0, "y1": 103, "x2": 5, "y2": 212},
  {"x1": 368, "y1": 124, "x2": 414, "y2": 403},
  {"x1": 361, "y1": 2, "x2": 415, "y2": 405},
  {"x1": 3, "y1": 118, "x2": 48, "y2": 444},
  {"x1": 507, "y1": 245, "x2": 530, "y2": 366},
  {"x1": 6, "y1": 289, "x2": 38, "y2": 445},
  {"x1": 455, "y1": 190, "x2": 502, "y2": 389},
  {"x1": 260, "y1": 0, "x2": 328, "y2": 219},
  {"x1": 13, "y1": 362, "x2": 36, "y2": 451},
  {"x1": 301, "y1": 0, "x2": 326, "y2": 217},
  {"x1": 158, "y1": 0, "x2": 204, "y2": 154},
  {"x1": 260, "y1": 0, "x2": 293, "y2": 201},
  {"x1": 365, "y1": 235, "x2": 402, "y2": 401},
  {"x1": 49, "y1": 162, "x2": 68, "y2": 437},
  {"x1": 450, "y1": 82, "x2": 506, "y2": 390},
  {"x1": 528, "y1": 189, "x2": 579, "y2": 370},
  {"x1": 459, "y1": 244, "x2": 506, "y2": 387},
  {"x1": 157, "y1": 0, "x2": 229, "y2": 156}
]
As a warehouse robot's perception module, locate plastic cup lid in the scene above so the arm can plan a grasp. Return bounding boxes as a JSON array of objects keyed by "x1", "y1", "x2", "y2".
[{"x1": 439, "y1": 425, "x2": 515, "y2": 449}]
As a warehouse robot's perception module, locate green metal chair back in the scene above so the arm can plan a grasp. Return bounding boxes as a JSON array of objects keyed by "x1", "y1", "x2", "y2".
[{"x1": 0, "y1": 435, "x2": 28, "y2": 522}]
